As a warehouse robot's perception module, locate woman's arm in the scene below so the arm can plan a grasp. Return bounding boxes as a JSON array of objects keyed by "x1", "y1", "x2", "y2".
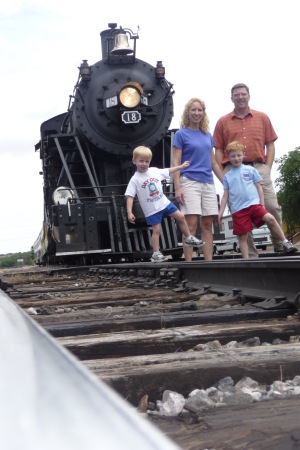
[
  {"x1": 172, "y1": 146, "x2": 185, "y2": 204},
  {"x1": 211, "y1": 148, "x2": 224, "y2": 184}
]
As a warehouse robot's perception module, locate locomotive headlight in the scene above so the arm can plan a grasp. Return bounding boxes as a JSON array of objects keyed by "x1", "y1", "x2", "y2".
[
  {"x1": 119, "y1": 82, "x2": 143, "y2": 108},
  {"x1": 120, "y1": 86, "x2": 140, "y2": 108}
]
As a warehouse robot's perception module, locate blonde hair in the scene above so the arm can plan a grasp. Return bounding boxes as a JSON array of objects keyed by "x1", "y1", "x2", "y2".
[
  {"x1": 226, "y1": 141, "x2": 245, "y2": 155},
  {"x1": 132, "y1": 146, "x2": 152, "y2": 161},
  {"x1": 180, "y1": 98, "x2": 209, "y2": 133}
]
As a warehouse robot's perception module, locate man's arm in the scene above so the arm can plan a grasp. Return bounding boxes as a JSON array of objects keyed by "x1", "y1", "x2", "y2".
[
  {"x1": 256, "y1": 182, "x2": 265, "y2": 207},
  {"x1": 265, "y1": 141, "x2": 275, "y2": 169}
]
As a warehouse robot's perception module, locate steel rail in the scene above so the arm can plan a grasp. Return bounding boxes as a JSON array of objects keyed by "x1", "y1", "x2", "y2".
[{"x1": 0, "y1": 289, "x2": 180, "y2": 450}]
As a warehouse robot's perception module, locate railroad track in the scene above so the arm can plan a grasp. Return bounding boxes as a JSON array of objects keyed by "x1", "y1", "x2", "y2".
[{"x1": 1, "y1": 256, "x2": 300, "y2": 449}]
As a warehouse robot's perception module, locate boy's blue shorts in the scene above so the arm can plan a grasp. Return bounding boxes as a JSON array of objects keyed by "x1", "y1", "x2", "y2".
[{"x1": 146, "y1": 203, "x2": 178, "y2": 225}]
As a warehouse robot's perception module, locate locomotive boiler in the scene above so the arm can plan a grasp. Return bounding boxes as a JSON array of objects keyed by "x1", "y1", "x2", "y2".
[{"x1": 33, "y1": 23, "x2": 182, "y2": 265}]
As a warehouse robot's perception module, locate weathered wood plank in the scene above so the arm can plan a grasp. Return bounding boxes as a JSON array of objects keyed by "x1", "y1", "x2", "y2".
[
  {"x1": 83, "y1": 343, "x2": 300, "y2": 405},
  {"x1": 57, "y1": 319, "x2": 300, "y2": 359},
  {"x1": 43, "y1": 307, "x2": 292, "y2": 337},
  {"x1": 14, "y1": 288, "x2": 182, "y2": 308},
  {"x1": 148, "y1": 396, "x2": 300, "y2": 450}
]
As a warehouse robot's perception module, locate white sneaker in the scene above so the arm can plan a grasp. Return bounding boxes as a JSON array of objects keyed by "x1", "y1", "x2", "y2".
[
  {"x1": 151, "y1": 252, "x2": 168, "y2": 262},
  {"x1": 184, "y1": 236, "x2": 204, "y2": 248},
  {"x1": 282, "y1": 241, "x2": 297, "y2": 254}
]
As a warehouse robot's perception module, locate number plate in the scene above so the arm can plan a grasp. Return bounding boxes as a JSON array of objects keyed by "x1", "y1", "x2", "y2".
[{"x1": 121, "y1": 111, "x2": 141, "y2": 124}]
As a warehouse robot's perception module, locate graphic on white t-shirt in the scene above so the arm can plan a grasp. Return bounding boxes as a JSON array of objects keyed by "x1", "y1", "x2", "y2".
[
  {"x1": 125, "y1": 167, "x2": 170, "y2": 217},
  {"x1": 148, "y1": 181, "x2": 159, "y2": 197}
]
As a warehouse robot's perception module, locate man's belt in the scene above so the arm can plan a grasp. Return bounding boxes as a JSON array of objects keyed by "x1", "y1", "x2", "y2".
[{"x1": 223, "y1": 161, "x2": 263, "y2": 168}]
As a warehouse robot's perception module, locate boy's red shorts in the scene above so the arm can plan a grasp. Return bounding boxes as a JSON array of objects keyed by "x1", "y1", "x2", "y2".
[{"x1": 232, "y1": 204, "x2": 269, "y2": 235}]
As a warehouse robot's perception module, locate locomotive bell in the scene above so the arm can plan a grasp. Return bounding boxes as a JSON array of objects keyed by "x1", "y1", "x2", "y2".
[{"x1": 111, "y1": 32, "x2": 133, "y2": 55}]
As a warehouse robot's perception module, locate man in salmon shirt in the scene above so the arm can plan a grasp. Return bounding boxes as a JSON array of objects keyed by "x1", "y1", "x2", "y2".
[{"x1": 213, "y1": 83, "x2": 283, "y2": 257}]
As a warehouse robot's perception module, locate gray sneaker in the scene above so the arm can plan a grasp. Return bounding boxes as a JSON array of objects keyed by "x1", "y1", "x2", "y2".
[
  {"x1": 151, "y1": 252, "x2": 168, "y2": 262},
  {"x1": 282, "y1": 241, "x2": 297, "y2": 254},
  {"x1": 274, "y1": 244, "x2": 284, "y2": 253},
  {"x1": 184, "y1": 236, "x2": 204, "y2": 248}
]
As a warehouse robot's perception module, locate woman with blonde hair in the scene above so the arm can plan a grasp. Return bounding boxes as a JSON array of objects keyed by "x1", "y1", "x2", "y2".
[{"x1": 173, "y1": 98, "x2": 223, "y2": 261}]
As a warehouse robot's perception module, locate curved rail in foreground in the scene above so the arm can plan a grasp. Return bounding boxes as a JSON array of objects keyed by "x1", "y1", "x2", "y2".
[
  {"x1": 97, "y1": 255, "x2": 300, "y2": 312},
  {"x1": 0, "y1": 289, "x2": 180, "y2": 450},
  {"x1": 180, "y1": 255, "x2": 300, "y2": 308}
]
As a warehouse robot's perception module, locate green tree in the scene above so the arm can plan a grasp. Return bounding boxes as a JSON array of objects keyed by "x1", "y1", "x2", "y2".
[
  {"x1": 275, "y1": 147, "x2": 300, "y2": 236},
  {"x1": 0, "y1": 251, "x2": 34, "y2": 269}
]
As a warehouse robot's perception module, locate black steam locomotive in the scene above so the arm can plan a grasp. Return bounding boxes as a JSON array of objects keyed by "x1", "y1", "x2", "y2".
[{"x1": 33, "y1": 23, "x2": 182, "y2": 265}]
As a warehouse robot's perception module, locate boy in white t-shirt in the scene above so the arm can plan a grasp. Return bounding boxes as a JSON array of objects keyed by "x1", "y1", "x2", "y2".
[{"x1": 125, "y1": 146, "x2": 203, "y2": 262}]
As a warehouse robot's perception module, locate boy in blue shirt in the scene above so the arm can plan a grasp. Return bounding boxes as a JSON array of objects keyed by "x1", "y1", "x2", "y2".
[{"x1": 218, "y1": 141, "x2": 297, "y2": 259}]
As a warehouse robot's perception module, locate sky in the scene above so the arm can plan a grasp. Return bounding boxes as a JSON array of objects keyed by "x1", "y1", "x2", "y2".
[{"x1": 0, "y1": 0, "x2": 299, "y2": 254}]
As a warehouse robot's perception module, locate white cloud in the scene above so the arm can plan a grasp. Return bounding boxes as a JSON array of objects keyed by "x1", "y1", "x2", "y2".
[{"x1": 0, "y1": 0, "x2": 299, "y2": 253}]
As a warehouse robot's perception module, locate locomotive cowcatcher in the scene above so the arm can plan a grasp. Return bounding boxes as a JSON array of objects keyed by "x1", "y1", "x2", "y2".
[{"x1": 33, "y1": 23, "x2": 183, "y2": 265}]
